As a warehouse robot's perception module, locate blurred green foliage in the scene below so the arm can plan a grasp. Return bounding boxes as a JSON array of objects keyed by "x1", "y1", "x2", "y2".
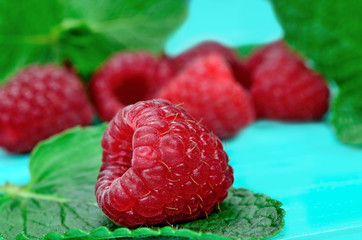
[
  {"x1": 0, "y1": 0, "x2": 187, "y2": 81},
  {"x1": 271, "y1": 0, "x2": 362, "y2": 146}
]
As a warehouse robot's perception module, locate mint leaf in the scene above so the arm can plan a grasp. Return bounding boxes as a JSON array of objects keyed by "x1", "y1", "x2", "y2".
[
  {"x1": 271, "y1": 0, "x2": 362, "y2": 86},
  {"x1": 65, "y1": 0, "x2": 187, "y2": 52},
  {"x1": 331, "y1": 88, "x2": 362, "y2": 146},
  {"x1": 58, "y1": 24, "x2": 124, "y2": 79},
  {"x1": 271, "y1": 0, "x2": 362, "y2": 145},
  {"x1": 1, "y1": 126, "x2": 284, "y2": 239},
  {"x1": 0, "y1": 0, "x2": 187, "y2": 81},
  {"x1": 180, "y1": 188, "x2": 285, "y2": 239},
  {"x1": 13, "y1": 189, "x2": 285, "y2": 240},
  {"x1": 0, "y1": 125, "x2": 110, "y2": 240},
  {"x1": 61, "y1": 0, "x2": 187, "y2": 78},
  {"x1": 237, "y1": 44, "x2": 264, "y2": 57},
  {"x1": 0, "y1": 0, "x2": 63, "y2": 81}
]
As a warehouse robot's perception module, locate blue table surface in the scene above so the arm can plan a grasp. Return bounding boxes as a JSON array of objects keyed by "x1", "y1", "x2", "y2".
[{"x1": 1, "y1": 0, "x2": 362, "y2": 239}]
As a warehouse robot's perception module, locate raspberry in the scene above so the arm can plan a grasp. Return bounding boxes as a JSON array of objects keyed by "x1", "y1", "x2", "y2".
[
  {"x1": 0, "y1": 65, "x2": 92, "y2": 153},
  {"x1": 246, "y1": 41, "x2": 290, "y2": 73},
  {"x1": 166, "y1": 41, "x2": 252, "y2": 88},
  {"x1": 157, "y1": 54, "x2": 255, "y2": 139},
  {"x1": 90, "y1": 52, "x2": 174, "y2": 121},
  {"x1": 249, "y1": 41, "x2": 330, "y2": 120},
  {"x1": 95, "y1": 99, "x2": 233, "y2": 227}
]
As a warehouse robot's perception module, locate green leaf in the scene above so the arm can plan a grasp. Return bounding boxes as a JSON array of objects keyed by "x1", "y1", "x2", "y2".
[
  {"x1": 57, "y1": 22, "x2": 124, "y2": 79},
  {"x1": 331, "y1": 88, "x2": 362, "y2": 146},
  {"x1": 62, "y1": 0, "x2": 187, "y2": 78},
  {"x1": 12, "y1": 189, "x2": 285, "y2": 240},
  {"x1": 65, "y1": 0, "x2": 187, "y2": 52},
  {"x1": 0, "y1": 125, "x2": 110, "y2": 240},
  {"x1": 0, "y1": 0, "x2": 63, "y2": 81},
  {"x1": 271, "y1": 0, "x2": 362, "y2": 145},
  {"x1": 180, "y1": 188, "x2": 285, "y2": 239},
  {"x1": 0, "y1": 126, "x2": 284, "y2": 240},
  {"x1": 0, "y1": 0, "x2": 187, "y2": 81},
  {"x1": 271, "y1": 0, "x2": 362, "y2": 86},
  {"x1": 236, "y1": 44, "x2": 264, "y2": 57}
]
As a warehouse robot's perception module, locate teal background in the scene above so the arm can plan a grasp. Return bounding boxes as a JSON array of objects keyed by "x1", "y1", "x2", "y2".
[{"x1": 1, "y1": 0, "x2": 362, "y2": 239}]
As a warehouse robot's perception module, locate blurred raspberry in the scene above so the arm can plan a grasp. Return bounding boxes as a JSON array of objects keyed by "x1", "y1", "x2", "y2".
[
  {"x1": 158, "y1": 53, "x2": 255, "y2": 139},
  {"x1": 166, "y1": 41, "x2": 252, "y2": 88},
  {"x1": 0, "y1": 65, "x2": 92, "y2": 153},
  {"x1": 90, "y1": 52, "x2": 174, "y2": 121},
  {"x1": 249, "y1": 41, "x2": 330, "y2": 121}
]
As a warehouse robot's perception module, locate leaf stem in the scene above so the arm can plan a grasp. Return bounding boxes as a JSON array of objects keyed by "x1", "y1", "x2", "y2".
[{"x1": 0, "y1": 183, "x2": 71, "y2": 203}]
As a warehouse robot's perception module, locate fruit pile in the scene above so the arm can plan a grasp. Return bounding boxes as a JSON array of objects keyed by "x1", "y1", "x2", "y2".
[
  {"x1": 0, "y1": 40, "x2": 329, "y2": 226},
  {"x1": 0, "y1": 40, "x2": 330, "y2": 154}
]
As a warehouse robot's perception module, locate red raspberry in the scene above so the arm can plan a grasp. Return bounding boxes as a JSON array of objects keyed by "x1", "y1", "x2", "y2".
[
  {"x1": 157, "y1": 54, "x2": 255, "y2": 139},
  {"x1": 246, "y1": 41, "x2": 291, "y2": 73},
  {"x1": 90, "y1": 52, "x2": 174, "y2": 121},
  {"x1": 95, "y1": 99, "x2": 233, "y2": 227},
  {"x1": 249, "y1": 41, "x2": 330, "y2": 120},
  {"x1": 0, "y1": 65, "x2": 92, "y2": 153},
  {"x1": 166, "y1": 41, "x2": 252, "y2": 88}
]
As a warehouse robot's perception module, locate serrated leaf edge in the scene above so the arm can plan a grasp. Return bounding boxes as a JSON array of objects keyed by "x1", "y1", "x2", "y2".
[
  {"x1": 15, "y1": 225, "x2": 279, "y2": 240},
  {"x1": 13, "y1": 188, "x2": 286, "y2": 240}
]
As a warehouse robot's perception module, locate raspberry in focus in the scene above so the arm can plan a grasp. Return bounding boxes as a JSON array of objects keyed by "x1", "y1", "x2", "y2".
[
  {"x1": 158, "y1": 53, "x2": 255, "y2": 139},
  {"x1": 95, "y1": 99, "x2": 233, "y2": 227},
  {"x1": 0, "y1": 64, "x2": 93, "y2": 153},
  {"x1": 90, "y1": 52, "x2": 174, "y2": 121}
]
